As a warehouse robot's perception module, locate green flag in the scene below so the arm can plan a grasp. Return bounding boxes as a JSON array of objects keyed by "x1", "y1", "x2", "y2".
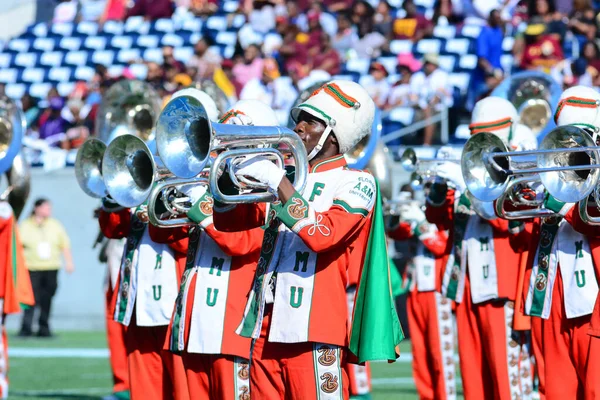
[
  {"x1": 349, "y1": 181, "x2": 404, "y2": 364},
  {"x1": 388, "y1": 257, "x2": 405, "y2": 298}
]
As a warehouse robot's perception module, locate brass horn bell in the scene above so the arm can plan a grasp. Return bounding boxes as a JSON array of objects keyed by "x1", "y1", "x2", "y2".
[{"x1": 75, "y1": 138, "x2": 107, "y2": 198}]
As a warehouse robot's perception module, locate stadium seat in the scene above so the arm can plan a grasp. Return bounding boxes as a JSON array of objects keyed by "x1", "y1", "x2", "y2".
[
  {"x1": 377, "y1": 56, "x2": 398, "y2": 75},
  {"x1": 76, "y1": 21, "x2": 99, "y2": 37},
  {"x1": 117, "y1": 48, "x2": 141, "y2": 64},
  {"x1": 460, "y1": 25, "x2": 482, "y2": 39},
  {"x1": 415, "y1": 38, "x2": 442, "y2": 55},
  {"x1": 14, "y1": 53, "x2": 38, "y2": 68},
  {"x1": 125, "y1": 16, "x2": 150, "y2": 34},
  {"x1": 137, "y1": 35, "x2": 160, "y2": 49},
  {"x1": 58, "y1": 37, "x2": 82, "y2": 51},
  {"x1": 389, "y1": 40, "x2": 413, "y2": 55},
  {"x1": 57, "y1": 81, "x2": 76, "y2": 97},
  {"x1": 231, "y1": 14, "x2": 246, "y2": 29},
  {"x1": 111, "y1": 36, "x2": 134, "y2": 50},
  {"x1": 64, "y1": 51, "x2": 89, "y2": 67},
  {"x1": 180, "y1": 18, "x2": 203, "y2": 33},
  {"x1": 7, "y1": 39, "x2": 31, "y2": 53},
  {"x1": 154, "y1": 18, "x2": 175, "y2": 33},
  {"x1": 0, "y1": 69, "x2": 18, "y2": 84},
  {"x1": 51, "y1": 23, "x2": 74, "y2": 37},
  {"x1": 222, "y1": 45, "x2": 235, "y2": 59},
  {"x1": 161, "y1": 33, "x2": 185, "y2": 48},
  {"x1": 91, "y1": 50, "x2": 115, "y2": 66},
  {"x1": 501, "y1": 54, "x2": 515, "y2": 73},
  {"x1": 332, "y1": 74, "x2": 358, "y2": 82},
  {"x1": 129, "y1": 63, "x2": 148, "y2": 80},
  {"x1": 101, "y1": 20, "x2": 124, "y2": 36},
  {"x1": 29, "y1": 23, "x2": 48, "y2": 38},
  {"x1": 345, "y1": 58, "x2": 371, "y2": 75},
  {"x1": 457, "y1": 54, "x2": 477, "y2": 70},
  {"x1": 216, "y1": 31, "x2": 237, "y2": 47},
  {"x1": 83, "y1": 36, "x2": 107, "y2": 51},
  {"x1": 108, "y1": 65, "x2": 125, "y2": 78},
  {"x1": 444, "y1": 38, "x2": 470, "y2": 55},
  {"x1": 206, "y1": 16, "x2": 228, "y2": 31},
  {"x1": 74, "y1": 66, "x2": 96, "y2": 81},
  {"x1": 433, "y1": 25, "x2": 457, "y2": 40},
  {"x1": 32, "y1": 38, "x2": 56, "y2": 52},
  {"x1": 387, "y1": 107, "x2": 415, "y2": 125},
  {"x1": 223, "y1": 1, "x2": 239, "y2": 13},
  {"x1": 438, "y1": 55, "x2": 456, "y2": 72},
  {"x1": 48, "y1": 67, "x2": 73, "y2": 83},
  {"x1": 143, "y1": 48, "x2": 164, "y2": 64},
  {"x1": 502, "y1": 36, "x2": 515, "y2": 53},
  {"x1": 21, "y1": 68, "x2": 46, "y2": 83},
  {"x1": 174, "y1": 47, "x2": 194, "y2": 63},
  {"x1": 387, "y1": 73, "x2": 400, "y2": 84},
  {"x1": 40, "y1": 52, "x2": 64, "y2": 67},
  {"x1": 448, "y1": 72, "x2": 470, "y2": 94},
  {"x1": 5, "y1": 83, "x2": 26, "y2": 100},
  {"x1": 29, "y1": 82, "x2": 52, "y2": 99},
  {"x1": 0, "y1": 54, "x2": 12, "y2": 69}
]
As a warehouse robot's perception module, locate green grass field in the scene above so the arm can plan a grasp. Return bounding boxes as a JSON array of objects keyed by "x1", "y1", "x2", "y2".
[{"x1": 5, "y1": 332, "x2": 464, "y2": 400}]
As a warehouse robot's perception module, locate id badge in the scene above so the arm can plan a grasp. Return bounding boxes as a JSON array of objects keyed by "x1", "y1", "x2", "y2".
[{"x1": 37, "y1": 242, "x2": 52, "y2": 260}]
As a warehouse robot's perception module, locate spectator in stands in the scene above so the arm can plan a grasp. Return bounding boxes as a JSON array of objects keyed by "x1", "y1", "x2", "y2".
[
  {"x1": 331, "y1": 12, "x2": 358, "y2": 60},
  {"x1": 306, "y1": 10, "x2": 325, "y2": 55},
  {"x1": 520, "y1": 23, "x2": 564, "y2": 72},
  {"x1": 387, "y1": 53, "x2": 421, "y2": 109},
  {"x1": 279, "y1": 25, "x2": 309, "y2": 73},
  {"x1": 569, "y1": 0, "x2": 597, "y2": 40},
  {"x1": 188, "y1": 37, "x2": 222, "y2": 80},
  {"x1": 551, "y1": 57, "x2": 596, "y2": 89},
  {"x1": 146, "y1": 62, "x2": 166, "y2": 93},
  {"x1": 432, "y1": 0, "x2": 464, "y2": 25},
  {"x1": 39, "y1": 97, "x2": 71, "y2": 148},
  {"x1": 352, "y1": 1, "x2": 387, "y2": 58},
  {"x1": 100, "y1": 0, "x2": 127, "y2": 22},
  {"x1": 162, "y1": 46, "x2": 185, "y2": 74},
  {"x1": 410, "y1": 54, "x2": 452, "y2": 145},
  {"x1": 373, "y1": 1, "x2": 394, "y2": 39},
  {"x1": 393, "y1": 0, "x2": 433, "y2": 42},
  {"x1": 352, "y1": 0, "x2": 375, "y2": 38},
  {"x1": 214, "y1": 59, "x2": 242, "y2": 103},
  {"x1": 364, "y1": 61, "x2": 391, "y2": 109},
  {"x1": 472, "y1": 0, "x2": 520, "y2": 22},
  {"x1": 295, "y1": 1, "x2": 338, "y2": 38},
  {"x1": 79, "y1": 0, "x2": 108, "y2": 21},
  {"x1": 176, "y1": 0, "x2": 218, "y2": 16},
  {"x1": 527, "y1": 0, "x2": 568, "y2": 43},
  {"x1": 583, "y1": 40, "x2": 600, "y2": 74},
  {"x1": 233, "y1": 44, "x2": 264, "y2": 87},
  {"x1": 21, "y1": 94, "x2": 41, "y2": 131},
  {"x1": 53, "y1": 0, "x2": 79, "y2": 23},
  {"x1": 126, "y1": 0, "x2": 174, "y2": 20},
  {"x1": 309, "y1": 32, "x2": 341, "y2": 75},
  {"x1": 244, "y1": 0, "x2": 282, "y2": 35},
  {"x1": 470, "y1": 9, "x2": 505, "y2": 109},
  {"x1": 63, "y1": 99, "x2": 90, "y2": 150}
]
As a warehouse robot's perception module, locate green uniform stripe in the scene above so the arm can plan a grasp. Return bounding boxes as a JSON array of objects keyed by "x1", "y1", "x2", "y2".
[
  {"x1": 311, "y1": 155, "x2": 344, "y2": 173},
  {"x1": 529, "y1": 220, "x2": 560, "y2": 317},
  {"x1": 298, "y1": 104, "x2": 332, "y2": 122},
  {"x1": 445, "y1": 194, "x2": 472, "y2": 301},
  {"x1": 332, "y1": 199, "x2": 369, "y2": 217},
  {"x1": 326, "y1": 84, "x2": 356, "y2": 107}
]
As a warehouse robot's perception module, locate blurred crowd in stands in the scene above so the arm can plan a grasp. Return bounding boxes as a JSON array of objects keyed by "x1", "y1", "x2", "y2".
[{"x1": 8, "y1": 0, "x2": 600, "y2": 150}]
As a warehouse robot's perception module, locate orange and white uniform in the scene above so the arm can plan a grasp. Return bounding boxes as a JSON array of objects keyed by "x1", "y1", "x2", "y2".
[
  {"x1": 0, "y1": 202, "x2": 34, "y2": 399},
  {"x1": 426, "y1": 190, "x2": 533, "y2": 400},
  {"x1": 99, "y1": 206, "x2": 189, "y2": 400},
  {"x1": 148, "y1": 189, "x2": 263, "y2": 400},
  {"x1": 387, "y1": 220, "x2": 456, "y2": 400}
]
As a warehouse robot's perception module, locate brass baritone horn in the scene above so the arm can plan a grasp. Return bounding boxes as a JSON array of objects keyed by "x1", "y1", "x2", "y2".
[
  {"x1": 493, "y1": 176, "x2": 557, "y2": 220},
  {"x1": 400, "y1": 148, "x2": 460, "y2": 190},
  {"x1": 155, "y1": 92, "x2": 308, "y2": 204},
  {"x1": 102, "y1": 134, "x2": 171, "y2": 208},
  {"x1": 75, "y1": 138, "x2": 107, "y2": 198},
  {"x1": 147, "y1": 175, "x2": 209, "y2": 227},
  {"x1": 462, "y1": 127, "x2": 600, "y2": 204}
]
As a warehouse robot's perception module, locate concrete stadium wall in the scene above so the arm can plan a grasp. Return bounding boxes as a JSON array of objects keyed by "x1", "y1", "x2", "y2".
[
  {"x1": 5, "y1": 167, "x2": 106, "y2": 332},
  {"x1": 0, "y1": 0, "x2": 38, "y2": 41}
]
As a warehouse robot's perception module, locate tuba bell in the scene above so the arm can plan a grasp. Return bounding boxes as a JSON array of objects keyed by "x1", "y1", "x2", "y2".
[
  {"x1": 155, "y1": 92, "x2": 308, "y2": 204},
  {"x1": 96, "y1": 80, "x2": 162, "y2": 144},
  {"x1": 102, "y1": 135, "x2": 171, "y2": 208},
  {"x1": 75, "y1": 138, "x2": 107, "y2": 198}
]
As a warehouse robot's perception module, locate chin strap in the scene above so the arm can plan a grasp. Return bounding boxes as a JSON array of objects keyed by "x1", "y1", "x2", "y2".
[{"x1": 307, "y1": 125, "x2": 333, "y2": 161}]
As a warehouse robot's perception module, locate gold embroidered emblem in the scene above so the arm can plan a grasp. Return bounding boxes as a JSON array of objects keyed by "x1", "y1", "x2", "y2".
[
  {"x1": 238, "y1": 362, "x2": 249, "y2": 380},
  {"x1": 440, "y1": 298, "x2": 448, "y2": 305},
  {"x1": 447, "y1": 372, "x2": 454, "y2": 380},
  {"x1": 238, "y1": 386, "x2": 250, "y2": 400},
  {"x1": 442, "y1": 311, "x2": 450, "y2": 320},
  {"x1": 509, "y1": 340, "x2": 518, "y2": 348},
  {"x1": 507, "y1": 301, "x2": 515, "y2": 309},
  {"x1": 288, "y1": 197, "x2": 308, "y2": 220},
  {"x1": 200, "y1": 196, "x2": 214, "y2": 216},
  {"x1": 509, "y1": 354, "x2": 518, "y2": 367},
  {"x1": 535, "y1": 273, "x2": 547, "y2": 291},
  {"x1": 511, "y1": 373, "x2": 519, "y2": 386},
  {"x1": 443, "y1": 327, "x2": 450, "y2": 335},
  {"x1": 320, "y1": 373, "x2": 339, "y2": 394},
  {"x1": 263, "y1": 233, "x2": 274, "y2": 254},
  {"x1": 444, "y1": 342, "x2": 451, "y2": 351},
  {"x1": 317, "y1": 346, "x2": 336, "y2": 366},
  {"x1": 540, "y1": 230, "x2": 552, "y2": 248},
  {"x1": 446, "y1": 357, "x2": 453, "y2": 366},
  {"x1": 135, "y1": 208, "x2": 149, "y2": 224}
]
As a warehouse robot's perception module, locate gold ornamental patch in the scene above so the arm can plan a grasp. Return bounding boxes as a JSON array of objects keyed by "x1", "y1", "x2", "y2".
[
  {"x1": 288, "y1": 197, "x2": 308, "y2": 220},
  {"x1": 320, "y1": 373, "x2": 339, "y2": 394},
  {"x1": 317, "y1": 346, "x2": 336, "y2": 366}
]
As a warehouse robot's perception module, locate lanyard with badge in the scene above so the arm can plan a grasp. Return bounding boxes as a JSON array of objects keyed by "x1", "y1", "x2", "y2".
[{"x1": 37, "y1": 221, "x2": 52, "y2": 260}]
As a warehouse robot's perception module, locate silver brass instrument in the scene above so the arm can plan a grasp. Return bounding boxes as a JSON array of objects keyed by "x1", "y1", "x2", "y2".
[
  {"x1": 189, "y1": 79, "x2": 231, "y2": 117},
  {"x1": 96, "y1": 80, "x2": 162, "y2": 143},
  {"x1": 462, "y1": 127, "x2": 600, "y2": 204},
  {"x1": 75, "y1": 138, "x2": 107, "y2": 198},
  {"x1": 493, "y1": 176, "x2": 555, "y2": 220},
  {"x1": 400, "y1": 148, "x2": 460, "y2": 189},
  {"x1": 0, "y1": 96, "x2": 30, "y2": 218},
  {"x1": 155, "y1": 93, "x2": 308, "y2": 204},
  {"x1": 102, "y1": 135, "x2": 171, "y2": 208},
  {"x1": 578, "y1": 185, "x2": 600, "y2": 225},
  {"x1": 147, "y1": 175, "x2": 209, "y2": 227}
]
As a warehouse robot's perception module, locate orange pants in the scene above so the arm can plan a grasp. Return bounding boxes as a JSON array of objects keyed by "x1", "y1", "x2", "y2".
[
  {"x1": 407, "y1": 290, "x2": 456, "y2": 400},
  {"x1": 345, "y1": 361, "x2": 371, "y2": 397},
  {"x1": 538, "y1": 271, "x2": 600, "y2": 400},
  {"x1": 181, "y1": 353, "x2": 250, "y2": 400},
  {"x1": 531, "y1": 316, "x2": 545, "y2": 400},
  {"x1": 125, "y1": 319, "x2": 189, "y2": 400},
  {"x1": 250, "y1": 306, "x2": 349, "y2": 400},
  {"x1": 0, "y1": 325, "x2": 8, "y2": 399},
  {"x1": 106, "y1": 286, "x2": 129, "y2": 394},
  {"x1": 456, "y1": 277, "x2": 532, "y2": 400}
]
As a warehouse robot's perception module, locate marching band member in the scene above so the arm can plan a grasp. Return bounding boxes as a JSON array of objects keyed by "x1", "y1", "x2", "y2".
[
  {"x1": 510, "y1": 85, "x2": 600, "y2": 400},
  {"x1": 213, "y1": 80, "x2": 398, "y2": 399},
  {"x1": 0, "y1": 201, "x2": 34, "y2": 399},
  {"x1": 426, "y1": 97, "x2": 533, "y2": 400},
  {"x1": 99, "y1": 197, "x2": 189, "y2": 400},
  {"x1": 148, "y1": 100, "x2": 277, "y2": 400},
  {"x1": 386, "y1": 192, "x2": 455, "y2": 400}
]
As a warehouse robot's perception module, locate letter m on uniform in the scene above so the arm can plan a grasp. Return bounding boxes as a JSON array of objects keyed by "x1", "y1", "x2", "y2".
[
  {"x1": 479, "y1": 237, "x2": 490, "y2": 252},
  {"x1": 294, "y1": 251, "x2": 309, "y2": 273},
  {"x1": 575, "y1": 241, "x2": 584, "y2": 259},
  {"x1": 209, "y1": 257, "x2": 225, "y2": 276}
]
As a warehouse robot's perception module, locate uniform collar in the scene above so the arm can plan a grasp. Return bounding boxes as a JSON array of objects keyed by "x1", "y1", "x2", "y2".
[{"x1": 310, "y1": 154, "x2": 347, "y2": 173}]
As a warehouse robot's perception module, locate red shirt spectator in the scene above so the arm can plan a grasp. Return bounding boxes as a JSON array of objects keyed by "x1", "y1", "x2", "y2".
[
  {"x1": 310, "y1": 33, "x2": 341, "y2": 75},
  {"x1": 393, "y1": 0, "x2": 432, "y2": 41},
  {"x1": 126, "y1": 0, "x2": 174, "y2": 20},
  {"x1": 520, "y1": 25, "x2": 564, "y2": 72}
]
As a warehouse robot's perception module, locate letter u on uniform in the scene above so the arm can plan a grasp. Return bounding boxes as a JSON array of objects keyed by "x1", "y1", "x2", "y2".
[
  {"x1": 575, "y1": 270, "x2": 586, "y2": 288},
  {"x1": 152, "y1": 285, "x2": 162, "y2": 301},
  {"x1": 290, "y1": 286, "x2": 304, "y2": 308},
  {"x1": 206, "y1": 288, "x2": 219, "y2": 306}
]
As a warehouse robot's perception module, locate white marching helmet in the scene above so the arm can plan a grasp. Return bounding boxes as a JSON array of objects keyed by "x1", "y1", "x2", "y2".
[
  {"x1": 554, "y1": 85, "x2": 600, "y2": 132},
  {"x1": 171, "y1": 88, "x2": 219, "y2": 122},
  {"x1": 290, "y1": 80, "x2": 375, "y2": 159},
  {"x1": 220, "y1": 99, "x2": 279, "y2": 126},
  {"x1": 510, "y1": 123, "x2": 538, "y2": 151},
  {"x1": 470, "y1": 96, "x2": 518, "y2": 145}
]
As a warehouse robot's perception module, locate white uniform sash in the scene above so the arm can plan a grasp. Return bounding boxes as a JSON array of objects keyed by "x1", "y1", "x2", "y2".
[
  {"x1": 415, "y1": 242, "x2": 436, "y2": 292},
  {"x1": 466, "y1": 216, "x2": 499, "y2": 304}
]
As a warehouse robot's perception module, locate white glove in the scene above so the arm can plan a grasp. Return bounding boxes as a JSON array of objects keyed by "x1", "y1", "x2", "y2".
[
  {"x1": 181, "y1": 184, "x2": 208, "y2": 204},
  {"x1": 436, "y1": 162, "x2": 466, "y2": 193},
  {"x1": 233, "y1": 156, "x2": 286, "y2": 193},
  {"x1": 226, "y1": 113, "x2": 254, "y2": 126},
  {"x1": 399, "y1": 204, "x2": 425, "y2": 224}
]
